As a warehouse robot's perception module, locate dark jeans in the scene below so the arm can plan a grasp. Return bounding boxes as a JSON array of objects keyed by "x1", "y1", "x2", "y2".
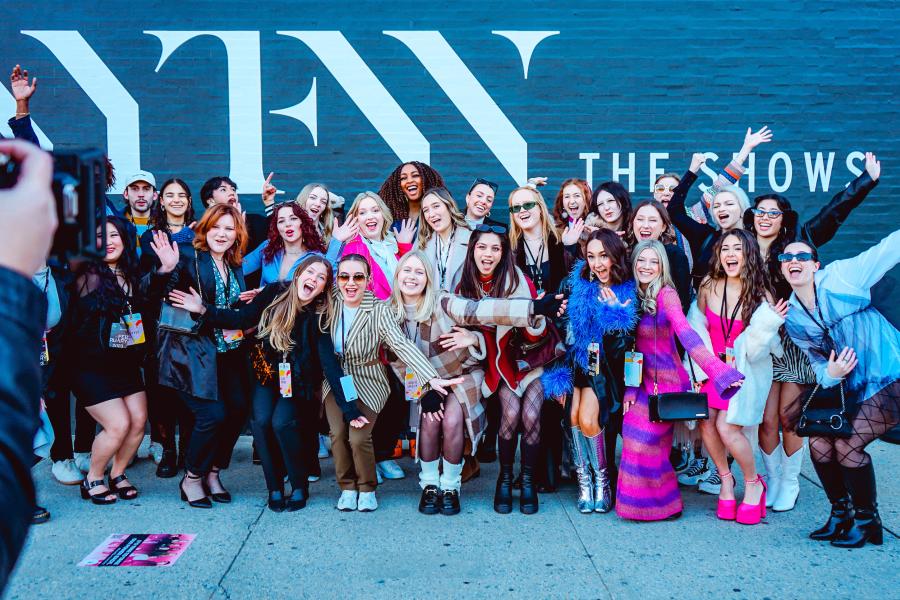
[
  {"x1": 372, "y1": 368, "x2": 406, "y2": 462},
  {"x1": 180, "y1": 348, "x2": 249, "y2": 476},
  {"x1": 45, "y1": 386, "x2": 95, "y2": 461},
  {"x1": 149, "y1": 381, "x2": 194, "y2": 457},
  {"x1": 251, "y1": 380, "x2": 320, "y2": 491}
]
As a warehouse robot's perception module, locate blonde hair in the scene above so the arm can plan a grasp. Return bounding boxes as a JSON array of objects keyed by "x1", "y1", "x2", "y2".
[
  {"x1": 389, "y1": 250, "x2": 438, "y2": 324},
  {"x1": 631, "y1": 240, "x2": 674, "y2": 315},
  {"x1": 257, "y1": 255, "x2": 334, "y2": 353},
  {"x1": 295, "y1": 182, "x2": 334, "y2": 241},
  {"x1": 417, "y1": 187, "x2": 471, "y2": 250},
  {"x1": 348, "y1": 191, "x2": 394, "y2": 241},
  {"x1": 507, "y1": 186, "x2": 561, "y2": 250}
]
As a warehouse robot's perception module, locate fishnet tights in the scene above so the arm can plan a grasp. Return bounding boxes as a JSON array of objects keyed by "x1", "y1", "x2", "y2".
[{"x1": 498, "y1": 379, "x2": 544, "y2": 446}]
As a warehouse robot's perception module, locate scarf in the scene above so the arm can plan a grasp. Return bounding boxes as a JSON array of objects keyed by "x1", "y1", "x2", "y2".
[{"x1": 363, "y1": 234, "x2": 399, "y2": 283}]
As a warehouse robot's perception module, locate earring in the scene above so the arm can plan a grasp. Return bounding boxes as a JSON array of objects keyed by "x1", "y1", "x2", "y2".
[{"x1": 589, "y1": 271, "x2": 596, "y2": 282}]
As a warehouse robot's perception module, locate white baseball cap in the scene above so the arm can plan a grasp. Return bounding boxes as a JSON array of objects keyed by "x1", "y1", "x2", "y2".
[{"x1": 124, "y1": 170, "x2": 156, "y2": 188}]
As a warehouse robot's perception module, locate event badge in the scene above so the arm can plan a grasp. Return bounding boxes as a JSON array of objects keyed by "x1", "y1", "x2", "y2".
[
  {"x1": 109, "y1": 322, "x2": 132, "y2": 349},
  {"x1": 278, "y1": 362, "x2": 292, "y2": 398},
  {"x1": 340, "y1": 375, "x2": 360, "y2": 402},
  {"x1": 404, "y1": 367, "x2": 423, "y2": 402},
  {"x1": 587, "y1": 343, "x2": 601, "y2": 376},
  {"x1": 40, "y1": 331, "x2": 50, "y2": 365},
  {"x1": 222, "y1": 329, "x2": 244, "y2": 343},
  {"x1": 124, "y1": 313, "x2": 145, "y2": 345},
  {"x1": 624, "y1": 351, "x2": 644, "y2": 387},
  {"x1": 724, "y1": 346, "x2": 736, "y2": 366}
]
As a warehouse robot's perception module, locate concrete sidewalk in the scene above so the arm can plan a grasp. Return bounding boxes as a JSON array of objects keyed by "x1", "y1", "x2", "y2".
[{"x1": 6, "y1": 438, "x2": 898, "y2": 599}]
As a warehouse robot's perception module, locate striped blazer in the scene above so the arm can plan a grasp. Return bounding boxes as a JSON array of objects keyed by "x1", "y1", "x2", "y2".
[
  {"x1": 420, "y1": 224, "x2": 473, "y2": 293},
  {"x1": 324, "y1": 290, "x2": 438, "y2": 413}
]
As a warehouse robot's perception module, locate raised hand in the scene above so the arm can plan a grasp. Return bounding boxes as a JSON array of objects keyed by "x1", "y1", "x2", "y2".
[
  {"x1": 169, "y1": 287, "x2": 204, "y2": 314},
  {"x1": 332, "y1": 217, "x2": 359, "y2": 243},
  {"x1": 562, "y1": 218, "x2": 585, "y2": 246},
  {"x1": 10, "y1": 64, "x2": 37, "y2": 103},
  {"x1": 438, "y1": 326, "x2": 478, "y2": 351},
  {"x1": 261, "y1": 172, "x2": 278, "y2": 207},
  {"x1": 770, "y1": 298, "x2": 789, "y2": 319},
  {"x1": 599, "y1": 287, "x2": 633, "y2": 309},
  {"x1": 689, "y1": 152, "x2": 707, "y2": 174},
  {"x1": 743, "y1": 125, "x2": 773, "y2": 150},
  {"x1": 150, "y1": 230, "x2": 179, "y2": 273},
  {"x1": 864, "y1": 152, "x2": 881, "y2": 181},
  {"x1": 396, "y1": 218, "x2": 416, "y2": 245},
  {"x1": 526, "y1": 176, "x2": 548, "y2": 188},
  {"x1": 826, "y1": 347, "x2": 858, "y2": 380}
]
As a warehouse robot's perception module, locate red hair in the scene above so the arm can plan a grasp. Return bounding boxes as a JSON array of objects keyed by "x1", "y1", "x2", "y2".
[
  {"x1": 192, "y1": 203, "x2": 248, "y2": 267},
  {"x1": 263, "y1": 203, "x2": 326, "y2": 263},
  {"x1": 552, "y1": 178, "x2": 593, "y2": 229}
]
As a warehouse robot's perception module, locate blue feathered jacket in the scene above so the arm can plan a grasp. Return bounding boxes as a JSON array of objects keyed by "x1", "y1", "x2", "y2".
[{"x1": 542, "y1": 261, "x2": 638, "y2": 423}]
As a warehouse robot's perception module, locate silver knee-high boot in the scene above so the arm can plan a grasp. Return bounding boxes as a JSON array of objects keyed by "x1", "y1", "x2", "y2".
[
  {"x1": 585, "y1": 431, "x2": 612, "y2": 513},
  {"x1": 569, "y1": 426, "x2": 594, "y2": 514}
]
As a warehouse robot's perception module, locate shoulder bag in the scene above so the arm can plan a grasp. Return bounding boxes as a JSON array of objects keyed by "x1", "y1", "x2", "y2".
[
  {"x1": 158, "y1": 250, "x2": 202, "y2": 335},
  {"x1": 648, "y1": 313, "x2": 710, "y2": 423}
]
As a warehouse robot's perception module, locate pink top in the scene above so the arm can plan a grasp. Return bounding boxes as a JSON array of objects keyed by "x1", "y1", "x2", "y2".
[
  {"x1": 702, "y1": 305, "x2": 745, "y2": 410},
  {"x1": 340, "y1": 234, "x2": 412, "y2": 300}
]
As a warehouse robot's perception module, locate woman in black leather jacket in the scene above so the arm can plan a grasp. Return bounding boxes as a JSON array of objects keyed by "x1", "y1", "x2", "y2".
[
  {"x1": 746, "y1": 152, "x2": 881, "y2": 514},
  {"x1": 145, "y1": 203, "x2": 250, "y2": 508}
]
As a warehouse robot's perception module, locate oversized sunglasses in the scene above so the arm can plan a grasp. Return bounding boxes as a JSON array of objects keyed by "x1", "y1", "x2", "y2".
[
  {"x1": 752, "y1": 208, "x2": 784, "y2": 218},
  {"x1": 777, "y1": 252, "x2": 815, "y2": 263},
  {"x1": 475, "y1": 224, "x2": 507, "y2": 234},
  {"x1": 654, "y1": 184, "x2": 677, "y2": 193},
  {"x1": 337, "y1": 273, "x2": 368, "y2": 283},
  {"x1": 509, "y1": 201, "x2": 538, "y2": 214}
]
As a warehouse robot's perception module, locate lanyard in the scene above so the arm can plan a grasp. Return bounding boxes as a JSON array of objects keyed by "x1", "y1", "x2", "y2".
[
  {"x1": 797, "y1": 284, "x2": 834, "y2": 353},
  {"x1": 403, "y1": 318, "x2": 420, "y2": 345},
  {"x1": 719, "y1": 284, "x2": 742, "y2": 344},
  {"x1": 435, "y1": 228, "x2": 456, "y2": 289},
  {"x1": 339, "y1": 305, "x2": 353, "y2": 358},
  {"x1": 214, "y1": 261, "x2": 232, "y2": 308},
  {"x1": 40, "y1": 267, "x2": 50, "y2": 295},
  {"x1": 523, "y1": 237, "x2": 545, "y2": 290}
]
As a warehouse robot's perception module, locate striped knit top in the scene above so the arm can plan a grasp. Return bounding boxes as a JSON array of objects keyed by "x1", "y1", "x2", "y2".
[{"x1": 627, "y1": 286, "x2": 743, "y2": 400}]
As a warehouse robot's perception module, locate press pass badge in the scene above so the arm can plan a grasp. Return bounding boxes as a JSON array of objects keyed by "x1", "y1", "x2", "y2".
[
  {"x1": 108, "y1": 322, "x2": 132, "y2": 349},
  {"x1": 340, "y1": 375, "x2": 360, "y2": 402},
  {"x1": 124, "y1": 313, "x2": 145, "y2": 345},
  {"x1": 222, "y1": 329, "x2": 244, "y2": 343},
  {"x1": 40, "y1": 331, "x2": 50, "y2": 365},
  {"x1": 724, "y1": 346, "x2": 736, "y2": 366},
  {"x1": 404, "y1": 367, "x2": 423, "y2": 402},
  {"x1": 624, "y1": 351, "x2": 644, "y2": 387},
  {"x1": 587, "y1": 343, "x2": 601, "y2": 376},
  {"x1": 278, "y1": 361, "x2": 292, "y2": 398}
]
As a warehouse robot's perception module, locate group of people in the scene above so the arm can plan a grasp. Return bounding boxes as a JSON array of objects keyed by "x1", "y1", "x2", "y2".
[{"x1": 10, "y1": 64, "x2": 899, "y2": 551}]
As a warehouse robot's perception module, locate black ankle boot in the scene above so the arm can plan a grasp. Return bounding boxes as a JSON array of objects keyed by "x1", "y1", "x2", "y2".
[
  {"x1": 520, "y1": 443, "x2": 540, "y2": 515},
  {"x1": 833, "y1": 463, "x2": 883, "y2": 548},
  {"x1": 494, "y1": 465, "x2": 514, "y2": 514},
  {"x1": 809, "y1": 460, "x2": 852, "y2": 541},
  {"x1": 156, "y1": 449, "x2": 178, "y2": 479}
]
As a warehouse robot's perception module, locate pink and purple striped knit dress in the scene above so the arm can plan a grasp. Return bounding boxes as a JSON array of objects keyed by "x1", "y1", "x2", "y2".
[{"x1": 616, "y1": 286, "x2": 743, "y2": 521}]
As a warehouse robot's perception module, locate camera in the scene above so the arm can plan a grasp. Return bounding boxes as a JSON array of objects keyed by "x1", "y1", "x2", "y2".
[{"x1": 0, "y1": 148, "x2": 107, "y2": 260}]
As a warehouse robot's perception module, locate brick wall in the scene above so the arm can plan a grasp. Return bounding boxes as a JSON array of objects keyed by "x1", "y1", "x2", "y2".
[{"x1": 2, "y1": 1, "x2": 898, "y2": 316}]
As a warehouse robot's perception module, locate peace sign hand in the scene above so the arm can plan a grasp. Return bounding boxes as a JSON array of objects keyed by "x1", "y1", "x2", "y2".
[{"x1": 261, "y1": 172, "x2": 278, "y2": 207}]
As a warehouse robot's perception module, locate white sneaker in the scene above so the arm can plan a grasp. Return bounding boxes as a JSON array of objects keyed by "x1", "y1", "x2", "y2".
[
  {"x1": 308, "y1": 475, "x2": 320, "y2": 482},
  {"x1": 73, "y1": 452, "x2": 91, "y2": 474},
  {"x1": 317, "y1": 435, "x2": 330, "y2": 459},
  {"x1": 375, "y1": 459, "x2": 405, "y2": 480},
  {"x1": 698, "y1": 465, "x2": 722, "y2": 495},
  {"x1": 677, "y1": 457, "x2": 708, "y2": 486},
  {"x1": 137, "y1": 436, "x2": 151, "y2": 459},
  {"x1": 357, "y1": 491, "x2": 378, "y2": 512},
  {"x1": 336, "y1": 490, "x2": 358, "y2": 511},
  {"x1": 51, "y1": 459, "x2": 83, "y2": 485},
  {"x1": 148, "y1": 442, "x2": 164, "y2": 465}
]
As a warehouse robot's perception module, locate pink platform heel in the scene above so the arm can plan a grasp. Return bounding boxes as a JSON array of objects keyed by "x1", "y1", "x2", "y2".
[
  {"x1": 736, "y1": 475, "x2": 767, "y2": 525},
  {"x1": 716, "y1": 471, "x2": 737, "y2": 521}
]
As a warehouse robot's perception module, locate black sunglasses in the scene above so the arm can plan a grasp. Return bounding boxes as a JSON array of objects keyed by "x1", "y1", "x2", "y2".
[
  {"x1": 509, "y1": 201, "x2": 538, "y2": 214},
  {"x1": 475, "y1": 223, "x2": 507, "y2": 235},
  {"x1": 469, "y1": 178, "x2": 498, "y2": 195},
  {"x1": 752, "y1": 208, "x2": 784, "y2": 218}
]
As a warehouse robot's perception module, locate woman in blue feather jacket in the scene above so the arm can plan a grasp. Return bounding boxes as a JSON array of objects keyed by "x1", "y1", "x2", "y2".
[{"x1": 543, "y1": 229, "x2": 638, "y2": 514}]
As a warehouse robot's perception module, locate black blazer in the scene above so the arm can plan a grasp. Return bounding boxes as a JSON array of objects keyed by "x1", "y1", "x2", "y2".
[{"x1": 143, "y1": 247, "x2": 247, "y2": 401}]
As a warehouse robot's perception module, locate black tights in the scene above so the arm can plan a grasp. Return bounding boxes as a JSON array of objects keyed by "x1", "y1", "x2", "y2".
[
  {"x1": 417, "y1": 393, "x2": 465, "y2": 464},
  {"x1": 810, "y1": 380, "x2": 900, "y2": 468},
  {"x1": 498, "y1": 379, "x2": 543, "y2": 465}
]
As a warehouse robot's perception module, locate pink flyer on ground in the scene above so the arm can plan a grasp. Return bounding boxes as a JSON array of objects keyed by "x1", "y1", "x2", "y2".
[{"x1": 78, "y1": 534, "x2": 195, "y2": 567}]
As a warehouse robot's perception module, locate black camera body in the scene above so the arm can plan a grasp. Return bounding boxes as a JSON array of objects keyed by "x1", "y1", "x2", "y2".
[{"x1": 0, "y1": 148, "x2": 107, "y2": 260}]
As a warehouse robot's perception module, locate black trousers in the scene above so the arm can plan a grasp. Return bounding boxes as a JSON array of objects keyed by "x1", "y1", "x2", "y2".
[
  {"x1": 45, "y1": 386, "x2": 96, "y2": 461},
  {"x1": 180, "y1": 348, "x2": 249, "y2": 476},
  {"x1": 372, "y1": 368, "x2": 407, "y2": 462},
  {"x1": 149, "y1": 381, "x2": 194, "y2": 457},
  {"x1": 251, "y1": 380, "x2": 320, "y2": 491}
]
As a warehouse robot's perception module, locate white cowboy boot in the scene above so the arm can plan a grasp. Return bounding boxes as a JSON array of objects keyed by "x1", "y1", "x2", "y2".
[
  {"x1": 760, "y1": 443, "x2": 782, "y2": 508},
  {"x1": 773, "y1": 445, "x2": 804, "y2": 512}
]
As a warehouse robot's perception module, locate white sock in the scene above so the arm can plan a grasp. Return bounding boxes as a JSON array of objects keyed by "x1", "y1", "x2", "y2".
[
  {"x1": 439, "y1": 458, "x2": 463, "y2": 492},
  {"x1": 419, "y1": 459, "x2": 440, "y2": 490}
]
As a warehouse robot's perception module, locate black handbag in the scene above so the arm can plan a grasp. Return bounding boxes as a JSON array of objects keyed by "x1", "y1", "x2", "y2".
[
  {"x1": 157, "y1": 250, "x2": 202, "y2": 335},
  {"x1": 647, "y1": 313, "x2": 710, "y2": 423},
  {"x1": 796, "y1": 382, "x2": 853, "y2": 438}
]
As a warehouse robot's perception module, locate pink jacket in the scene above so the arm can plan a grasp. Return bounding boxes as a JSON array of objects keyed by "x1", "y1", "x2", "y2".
[{"x1": 340, "y1": 234, "x2": 412, "y2": 300}]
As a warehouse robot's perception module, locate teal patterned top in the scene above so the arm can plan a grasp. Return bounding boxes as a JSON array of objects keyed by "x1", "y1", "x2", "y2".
[{"x1": 212, "y1": 263, "x2": 242, "y2": 353}]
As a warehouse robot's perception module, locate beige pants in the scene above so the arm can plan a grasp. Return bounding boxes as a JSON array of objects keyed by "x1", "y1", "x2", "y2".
[{"x1": 324, "y1": 392, "x2": 379, "y2": 492}]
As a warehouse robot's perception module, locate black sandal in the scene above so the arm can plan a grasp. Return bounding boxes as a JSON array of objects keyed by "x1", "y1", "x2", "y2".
[
  {"x1": 109, "y1": 473, "x2": 139, "y2": 500},
  {"x1": 180, "y1": 474, "x2": 212, "y2": 508},
  {"x1": 80, "y1": 478, "x2": 116, "y2": 505}
]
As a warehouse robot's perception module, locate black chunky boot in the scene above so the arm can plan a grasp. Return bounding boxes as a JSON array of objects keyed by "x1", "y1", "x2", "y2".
[
  {"x1": 809, "y1": 460, "x2": 853, "y2": 541},
  {"x1": 494, "y1": 464, "x2": 514, "y2": 514},
  {"x1": 520, "y1": 443, "x2": 540, "y2": 515},
  {"x1": 833, "y1": 462, "x2": 883, "y2": 548}
]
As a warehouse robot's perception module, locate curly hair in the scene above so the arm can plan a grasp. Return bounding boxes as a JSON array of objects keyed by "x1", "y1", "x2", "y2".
[
  {"x1": 703, "y1": 229, "x2": 771, "y2": 325},
  {"x1": 552, "y1": 178, "x2": 593, "y2": 230},
  {"x1": 263, "y1": 203, "x2": 326, "y2": 264},
  {"x1": 378, "y1": 161, "x2": 444, "y2": 222},
  {"x1": 149, "y1": 178, "x2": 196, "y2": 232},
  {"x1": 580, "y1": 229, "x2": 630, "y2": 286}
]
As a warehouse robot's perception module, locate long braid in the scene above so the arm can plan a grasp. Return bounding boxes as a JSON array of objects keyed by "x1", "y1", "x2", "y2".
[{"x1": 378, "y1": 161, "x2": 445, "y2": 221}]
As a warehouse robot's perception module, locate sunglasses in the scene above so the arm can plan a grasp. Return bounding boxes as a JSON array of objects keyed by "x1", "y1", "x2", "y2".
[
  {"x1": 475, "y1": 224, "x2": 507, "y2": 234},
  {"x1": 752, "y1": 208, "x2": 784, "y2": 218},
  {"x1": 509, "y1": 201, "x2": 538, "y2": 214},
  {"x1": 470, "y1": 178, "x2": 499, "y2": 195},
  {"x1": 337, "y1": 273, "x2": 368, "y2": 283},
  {"x1": 777, "y1": 252, "x2": 815, "y2": 263},
  {"x1": 654, "y1": 184, "x2": 677, "y2": 193}
]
